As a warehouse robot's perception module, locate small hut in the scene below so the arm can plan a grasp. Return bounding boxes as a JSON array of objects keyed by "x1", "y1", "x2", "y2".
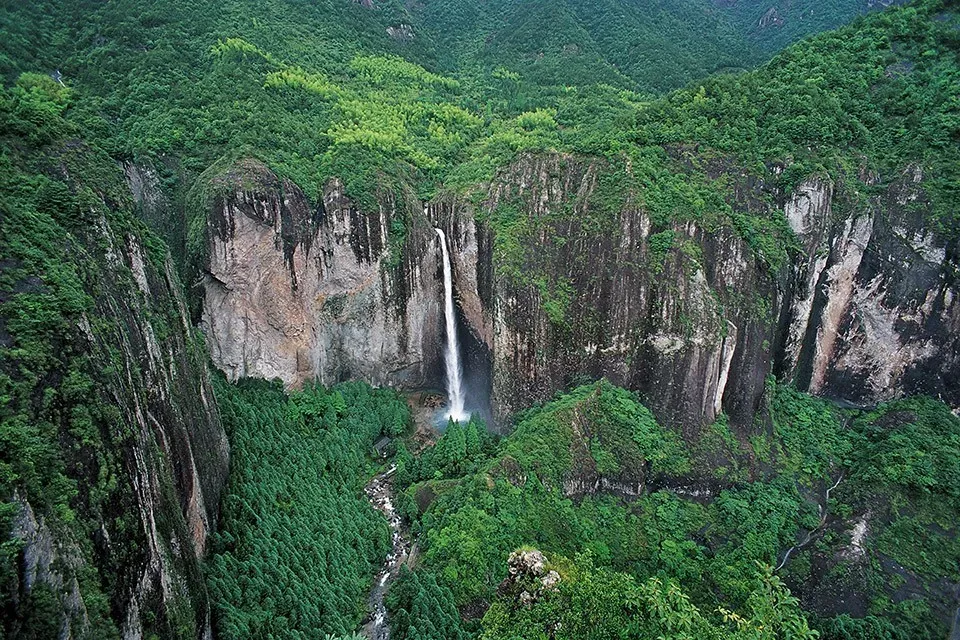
[{"x1": 372, "y1": 436, "x2": 392, "y2": 458}]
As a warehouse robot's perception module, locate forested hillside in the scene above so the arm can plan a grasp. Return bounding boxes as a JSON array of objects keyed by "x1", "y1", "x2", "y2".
[
  {"x1": 208, "y1": 379, "x2": 408, "y2": 638},
  {"x1": 391, "y1": 381, "x2": 960, "y2": 639},
  {"x1": 1, "y1": 0, "x2": 958, "y2": 638},
  {"x1": 0, "y1": 0, "x2": 908, "y2": 239}
]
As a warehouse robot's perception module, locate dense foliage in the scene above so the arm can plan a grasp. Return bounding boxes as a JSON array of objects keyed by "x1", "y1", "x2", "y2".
[
  {"x1": 390, "y1": 380, "x2": 960, "y2": 639},
  {"x1": 386, "y1": 566, "x2": 467, "y2": 640},
  {"x1": 208, "y1": 378, "x2": 409, "y2": 638},
  {"x1": 0, "y1": 69, "x2": 118, "y2": 640},
  {"x1": 2, "y1": 0, "x2": 958, "y2": 638},
  {"x1": 0, "y1": 72, "x2": 222, "y2": 639},
  {"x1": 481, "y1": 553, "x2": 818, "y2": 640},
  {"x1": 1, "y1": 0, "x2": 949, "y2": 270}
]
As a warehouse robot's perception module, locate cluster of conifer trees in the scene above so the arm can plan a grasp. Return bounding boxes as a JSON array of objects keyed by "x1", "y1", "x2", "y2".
[{"x1": 207, "y1": 378, "x2": 408, "y2": 639}]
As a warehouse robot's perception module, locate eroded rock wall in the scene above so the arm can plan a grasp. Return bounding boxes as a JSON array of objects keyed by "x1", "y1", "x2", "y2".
[
  {"x1": 4, "y1": 170, "x2": 229, "y2": 639},
  {"x1": 195, "y1": 154, "x2": 958, "y2": 437},
  {"x1": 478, "y1": 154, "x2": 774, "y2": 434},
  {"x1": 199, "y1": 160, "x2": 445, "y2": 390},
  {"x1": 778, "y1": 166, "x2": 960, "y2": 408},
  {"x1": 482, "y1": 155, "x2": 959, "y2": 432}
]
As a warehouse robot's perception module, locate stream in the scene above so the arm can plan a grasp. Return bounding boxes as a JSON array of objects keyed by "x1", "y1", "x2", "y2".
[
  {"x1": 775, "y1": 473, "x2": 844, "y2": 572},
  {"x1": 362, "y1": 465, "x2": 412, "y2": 640}
]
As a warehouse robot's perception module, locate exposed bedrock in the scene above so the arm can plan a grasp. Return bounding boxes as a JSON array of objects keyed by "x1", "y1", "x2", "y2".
[
  {"x1": 196, "y1": 155, "x2": 958, "y2": 434},
  {"x1": 198, "y1": 159, "x2": 445, "y2": 390},
  {"x1": 480, "y1": 154, "x2": 777, "y2": 435},
  {"x1": 777, "y1": 164, "x2": 959, "y2": 410},
  {"x1": 486, "y1": 156, "x2": 958, "y2": 431}
]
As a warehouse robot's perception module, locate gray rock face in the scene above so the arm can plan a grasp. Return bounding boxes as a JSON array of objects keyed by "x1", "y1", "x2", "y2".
[
  {"x1": 199, "y1": 160, "x2": 445, "y2": 390},
  {"x1": 473, "y1": 154, "x2": 773, "y2": 434},
  {"x1": 196, "y1": 154, "x2": 958, "y2": 435},
  {"x1": 12, "y1": 495, "x2": 91, "y2": 639},
  {"x1": 777, "y1": 165, "x2": 960, "y2": 408},
  {"x1": 479, "y1": 156, "x2": 959, "y2": 431}
]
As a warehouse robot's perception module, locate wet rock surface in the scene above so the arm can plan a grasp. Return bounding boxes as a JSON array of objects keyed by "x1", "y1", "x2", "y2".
[{"x1": 362, "y1": 466, "x2": 412, "y2": 640}]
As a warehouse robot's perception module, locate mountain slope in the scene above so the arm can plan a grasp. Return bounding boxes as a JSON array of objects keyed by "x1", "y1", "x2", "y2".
[
  {"x1": 0, "y1": 75, "x2": 229, "y2": 637},
  {"x1": 0, "y1": 0, "x2": 957, "y2": 638}
]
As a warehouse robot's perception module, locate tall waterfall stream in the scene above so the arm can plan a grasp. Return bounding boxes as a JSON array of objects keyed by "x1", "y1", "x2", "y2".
[
  {"x1": 435, "y1": 228, "x2": 468, "y2": 422},
  {"x1": 362, "y1": 229, "x2": 472, "y2": 638}
]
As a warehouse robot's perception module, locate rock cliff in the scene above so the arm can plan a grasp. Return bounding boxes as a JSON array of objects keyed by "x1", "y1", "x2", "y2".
[
  {"x1": 776, "y1": 165, "x2": 959, "y2": 409},
  {"x1": 478, "y1": 154, "x2": 772, "y2": 435},
  {"x1": 2, "y1": 147, "x2": 229, "y2": 638},
  {"x1": 193, "y1": 153, "x2": 958, "y2": 436},
  {"x1": 196, "y1": 159, "x2": 445, "y2": 390},
  {"x1": 478, "y1": 154, "x2": 958, "y2": 431}
]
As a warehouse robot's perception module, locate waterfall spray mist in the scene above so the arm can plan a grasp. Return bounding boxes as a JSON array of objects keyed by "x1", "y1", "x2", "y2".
[{"x1": 435, "y1": 228, "x2": 468, "y2": 422}]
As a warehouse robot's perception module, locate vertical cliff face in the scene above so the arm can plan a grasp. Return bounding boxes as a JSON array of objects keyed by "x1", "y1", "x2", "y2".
[
  {"x1": 81, "y1": 230, "x2": 229, "y2": 640},
  {"x1": 479, "y1": 155, "x2": 959, "y2": 431},
  {"x1": 192, "y1": 153, "x2": 958, "y2": 437},
  {"x1": 476, "y1": 154, "x2": 775, "y2": 434},
  {"x1": 2, "y1": 147, "x2": 229, "y2": 638},
  {"x1": 777, "y1": 166, "x2": 960, "y2": 408},
  {"x1": 197, "y1": 159, "x2": 444, "y2": 390}
]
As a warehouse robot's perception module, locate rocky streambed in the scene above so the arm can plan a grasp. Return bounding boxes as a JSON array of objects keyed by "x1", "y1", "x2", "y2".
[{"x1": 362, "y1": 466, "x2": 412, "y2": 640}]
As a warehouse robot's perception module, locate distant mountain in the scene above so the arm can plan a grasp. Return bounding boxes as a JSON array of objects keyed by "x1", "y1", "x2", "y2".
[
  {"x1": 714, "y1": 0, "x2": 908, "y2": 53},
  {"x1": 409, "y1": 0, "x2": 904, "y2": 92}
]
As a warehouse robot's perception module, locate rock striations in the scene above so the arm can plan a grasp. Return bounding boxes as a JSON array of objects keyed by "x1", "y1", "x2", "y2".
[
  {"x1": 194, "y1": 155, "x2": 959, "y2": 435},
  {"x1": 197, "y1": 160, "x2": 445, "y2": 391}
]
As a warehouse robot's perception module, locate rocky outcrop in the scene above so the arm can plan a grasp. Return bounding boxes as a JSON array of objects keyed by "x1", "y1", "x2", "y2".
[
  {"x1": 758, "y1": 7, "x2": 785, "y2": 29},
  {"x1": 193, "y1": 153, "x2": 958, "y2": 437},
  {"x1": 777, "y1": 165, "x2": 960, "y2": 408},
  {"x1": 496, "y1": 549, "x2": 561, "y2": 608},
  {"x1": 197, "y1": 159, "x2": 444, "y2": 390},
  {"x1": 3, "y1": 154, "x2": 229, "y2": 639},
  {"x1": 476, "y1": 155, "x2": 958, "y2": 432}
]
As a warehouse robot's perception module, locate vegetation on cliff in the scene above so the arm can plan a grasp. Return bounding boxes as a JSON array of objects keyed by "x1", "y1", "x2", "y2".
[
  {"x1": 1, "y1": 72, "x2": 227, "y2": 637},
  {"x1": 392, "y1": 381, "x2": 960, "y2": 639},
  {"x1": 2, "y1": 0, "x2": 953, "y2": 265},
  {"x1": 1, "y1": 0, "x2": 958, "y2": 638}
]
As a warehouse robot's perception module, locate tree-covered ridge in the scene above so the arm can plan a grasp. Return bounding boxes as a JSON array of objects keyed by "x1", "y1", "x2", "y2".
[
  {"x1": 2, "y1": 0, "x2": 946, "y2": 240},
  {"x1": 411, "y1": 0, "x2": 907, "y2": 94},
  {"x1": 722, "y1": 0, "x2": 909, "y2": 55},
  {"x1": 480, "y1": 553, "x2": 819, "y2": 640},
  {"x1": 636, "y1": 1, "x2": 960, "y2": 228},
  {"x1": 0, "y1": 0, "x2": 954, "y2": 278},
  {"x1": 208, "y1": 378, "x2": 409, "y2": 639},
  {"x1": 0, "y1": 72, "x2": 125, "y2": 639},
  {"x1": 0, "y1": 73, "x2": 226, "y2": 638},
  {"x1": 408, "y1": 0, "x2": 751, "y2": 93},
  {"x1": 391, "y1": 381, "x2": 960, "y2": 639}
]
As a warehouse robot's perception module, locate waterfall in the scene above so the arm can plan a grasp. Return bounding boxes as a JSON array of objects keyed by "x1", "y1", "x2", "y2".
[{"x1": 435, "y1": 228, "x2": 468, "y2": 422}]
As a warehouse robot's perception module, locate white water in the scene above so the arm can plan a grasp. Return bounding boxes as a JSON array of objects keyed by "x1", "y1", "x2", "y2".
[
  {"x1": 435, "y1": 228, "x2": 469, "y2": 422},
  {"x1": 362, "y1": 466, "x2": 409, "y2": 640}
]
